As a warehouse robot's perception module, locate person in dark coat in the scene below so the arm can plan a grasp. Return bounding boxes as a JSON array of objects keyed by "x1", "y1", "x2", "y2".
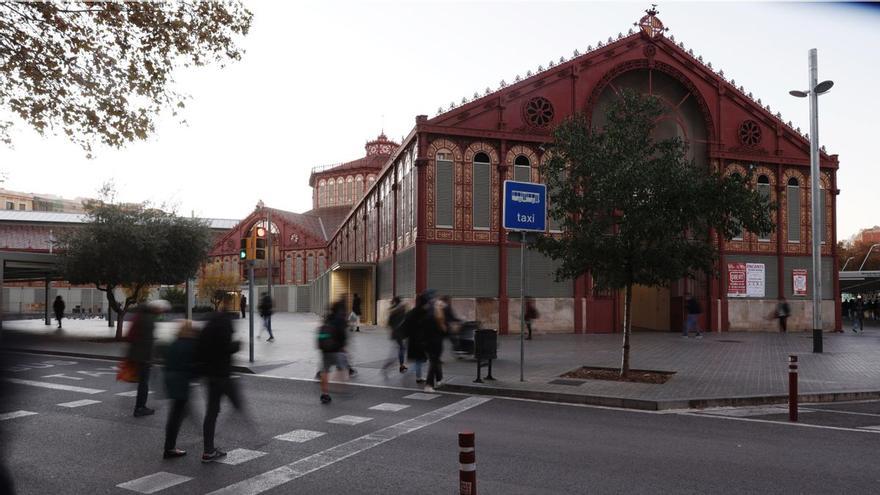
[
  {"x1": 52, "y1": 295, "x2": 65, "y2": 329},
  {"x1": 319, "y1": 300, "x2": 349, "y2": 404},
  {"x1": 524, "y1": 297, "x2": 539, "y2": 340},
  {"x1": 162, "y1": 320, "x2": 198, "y2": 459},
  {"x1": 401, "y1": 293, "x2": 429, "y2": 384},
  {"x1": 382, "y1": 297, "x2": 408, "y2": 374},
  {"x1": 422, "y1": 291, "x2": 447, "y2": 391},
  {"x1": 128, "y1": 299, "x2": 170, "y2": 417},
  {"x1": 776, "y1": 297, "x2": 791, "y2": 333},
  {"x1": 198, "y1": 303, "x2": 243, "y2": 462},
  {"x1": 351, "y1": 293, "x2": 362, "y2": 332},
  {"x1": 683, "y1": 293, "x2": 702, "y2": 338},
  {"x1": 258, "y1": 293, "x2": 274, "y2": 342},
  {"x1": 852, "y1": 296, "x2": 865, "y2": 333},
  {"x1": 239, "y1": 294, "x2": 247, "y2": 319}
]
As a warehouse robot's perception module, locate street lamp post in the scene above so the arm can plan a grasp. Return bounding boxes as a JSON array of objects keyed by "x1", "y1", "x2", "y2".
[
  {"x1": 790, "y1": 48, "x2": 833, "y2": 353},
  {"x1": 841, "y1": 256, "x2": 854, "y2": 271},
  {"x1": 858, "y1": 244, "x2": 880, "y2": 272}
]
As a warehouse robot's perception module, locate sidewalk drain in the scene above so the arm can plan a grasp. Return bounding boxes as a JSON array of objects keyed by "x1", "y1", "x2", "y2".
[
  {"x1": 716, "y1": 339, "x2": 743, "y2": 343},
  {"x1": 549, "y1": 379, "x2": 587, "y2": 386}
]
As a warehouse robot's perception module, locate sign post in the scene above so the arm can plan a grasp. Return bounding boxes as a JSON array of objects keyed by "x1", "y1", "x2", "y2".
[
  {"x1": 503, "y1": 180, "x2": 547, "y2": 382},
  {"x1": 248, "y1": 260, "x2": 255, "y2": 363}
]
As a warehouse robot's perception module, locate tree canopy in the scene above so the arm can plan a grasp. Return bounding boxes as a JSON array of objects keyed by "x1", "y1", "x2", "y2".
[
  {"x1": 536, "y1": 89, "x2": 774, "y2": 375},
  {"x1": 0, "y1": 1, "x2": 252, "y2": 154},
  {"x1": 59, "y1": 199, "x2": 213, "y2": 338}
]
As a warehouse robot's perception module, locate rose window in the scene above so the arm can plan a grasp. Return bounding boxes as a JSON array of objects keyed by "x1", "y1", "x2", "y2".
[
  {"x1": 738, "y1": 120, "x2": 762, "y2": 146},
  {"x1": 524, "y1": 97, "x2": 554, "y2": 127}
]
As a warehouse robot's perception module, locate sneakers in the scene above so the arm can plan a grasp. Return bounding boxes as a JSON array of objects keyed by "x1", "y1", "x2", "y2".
[
  {"x1": 267, "y1": 337, "x2": 275, "y2": 342},
  {"x1": 133, "y1": 407, "x2": 155, "y2": 417},
  {"x1": 163, "y1": 449, "x2": 186, "y2": 459},
  {"x1": 434, "y1": 380, "x2": 443, "y2": 388},
  {"x1": 348, "y1": 367, "x2": 357, "y2": 377},
  {"x1": 399, "y1": 364, "x2": 408, "y2": 373},
  {"x1": 696, "y1": 335, "x2": 703, "y2": 339},
  {"x1": 423, "y1": 385, "x2": 435, "y2": 392},
  {"x1": 416, "y1": 379, "x2": 426, "y2": 384},
  {"x1": 320, "y1": 394, "x2": 332, "y2": 404},
  {"x1": 201, "y1": 449, "x2": 227, "y2": 463}
]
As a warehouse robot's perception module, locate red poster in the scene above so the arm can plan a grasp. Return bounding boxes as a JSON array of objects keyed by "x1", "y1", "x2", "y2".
[
  {"x1": 793, "y1": 269, "x2": 808, "y2": 296},
  {"x1": 727, "y1": 262, "x2": 746, "y2": 297}
]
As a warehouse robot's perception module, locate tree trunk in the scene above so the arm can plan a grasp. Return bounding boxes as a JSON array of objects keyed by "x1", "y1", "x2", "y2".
[
  {"x1": 104, "y1": 288, "x2": 125, "y2": 340},
  {"x1": 619, "y1": 282, "x2": 633, "y2": 377}
]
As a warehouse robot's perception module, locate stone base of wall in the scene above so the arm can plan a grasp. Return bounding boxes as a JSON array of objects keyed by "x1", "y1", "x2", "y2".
[
  {"x1": 728, "y1": 299, "x2": 835, "y2": 331},
  {"x1": 378, "y1": 297, "x2": 575, "y2": 333}
]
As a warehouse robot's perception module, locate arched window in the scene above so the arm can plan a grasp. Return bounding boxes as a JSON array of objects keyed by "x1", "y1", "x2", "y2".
[
  {"x1": 731, "y1": 173, "x2": 744, "y2": 240},
  {"x1": 757, "y1": 175, "x2": 771, "y2": 241},
  {"x1": 318, "y1": 180, "x2": 326, "y2": 207},
  {"x1": 328, "y1": 179, "x2": 336, "y2": 205},
  {"x1": 295, "y1": 256, "x2": 303, "y2": 284},
  {"x1": 787, "y1": 177, "x2": 800, "y2": 242},
  {"x1": 514, "y1": 155, "x2": 531, "y2": 182},
  {"x1": 473, "y1": 152, "x2": 491, "y2": 229},
  {"x1": 435, "y1": 152, "x2": 454, "y2": 228},
  {"x1": 307, "y1": 254, "x2": 315, "y2": 281},
  {"x1": 346, "y1": 176, "x2": 354, "y2": 203},
  {"x1": 355, "y1": 175, "x2": 364, "y2": 199}
]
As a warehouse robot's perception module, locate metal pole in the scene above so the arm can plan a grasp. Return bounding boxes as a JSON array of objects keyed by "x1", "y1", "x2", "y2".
[
  {"x1": 841, "y1": 257, "x2": 854, "y2": 271},
  {"x1": 808, "y1": 48, "x2": 823, "y2": 354},
  {"x1": 857, "y1": 244, "x2": 879, "y2": 272},
  {"x1": 788, "y1": 354, "x2": 798, "y2": 422},
  {"x1": 44, "y1": 277, "x2": 50, "y2": 326},
  {"x1": 520, "y1": 231, "x2": 525, "y2": 382},
  {"x1": 267, "y1": 208, "x2": 273, "y2": 298},
  {"x1": 185, "y1": 279, "x2": 193, "y2": 320},
  {"x1": 248, "y1": 261, "x2": 255, "y2": 363}
]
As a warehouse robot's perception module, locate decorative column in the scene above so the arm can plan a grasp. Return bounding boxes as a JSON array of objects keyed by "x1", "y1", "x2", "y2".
[
  {"x1": 415, "y1": 130, "x2": 429, "y2": 294},
  {"x1": 392, "y1": 168, "x2": 399, "y2": 297},
  {"x1": 831, "y1": 165, "x2": 841, "y2": 331},
  {"x1": 498, "y1": 140, "x2": 509, "y2": 335}
]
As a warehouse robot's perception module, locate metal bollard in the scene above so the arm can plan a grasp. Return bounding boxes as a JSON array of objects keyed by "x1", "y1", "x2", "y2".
[
  {"x1": 788, "y1": 355, "x2": 798, "y2": 422},
  {"x1": 459, "y1": 431, "x2": 476, "y2": 495}
]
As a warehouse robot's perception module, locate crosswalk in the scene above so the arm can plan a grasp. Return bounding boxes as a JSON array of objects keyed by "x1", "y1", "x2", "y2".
[{"x1": 1, "y1": 355, "x2": 489, "y2": 494}]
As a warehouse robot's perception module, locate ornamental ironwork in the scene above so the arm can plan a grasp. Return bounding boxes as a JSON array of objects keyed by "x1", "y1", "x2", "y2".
[
  {"x1": 738, "y1": 119, "x2": 762, "y2": 146},
  {"x1": 523, "y1": 97, "x2": 554, "y2": 128}
]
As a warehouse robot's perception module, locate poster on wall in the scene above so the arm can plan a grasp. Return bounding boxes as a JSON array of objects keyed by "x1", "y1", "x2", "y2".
[
  {"x1": 792, "y1": 269, "x2": 808, "y2": 296},
  {"x1": 746, "y1": 263, "x2": 765, "y2": 297},
  {"x1": 727, "y1": 262, "x2": 746, "y2": 297}
]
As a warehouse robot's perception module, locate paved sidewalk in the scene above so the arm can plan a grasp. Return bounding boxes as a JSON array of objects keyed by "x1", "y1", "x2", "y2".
[{"x1": 3, "y1": 314, "x2": 880, "y2": 410}]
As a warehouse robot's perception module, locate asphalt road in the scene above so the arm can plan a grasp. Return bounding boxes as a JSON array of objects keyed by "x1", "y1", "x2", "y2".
[{"x1": 1, "y1": 352, "x2": 879, "y2": 494}]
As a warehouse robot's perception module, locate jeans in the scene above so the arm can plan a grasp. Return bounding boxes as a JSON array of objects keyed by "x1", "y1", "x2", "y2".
[
  {"x1": 413, "y1": 359, "x2": 425, "y2": 380},
  {"x1": 164, "y1": 399, "x2": 189, "y2": 451},
  {"x1": 684, "y1": 314, "x2": 701, "y2": 337},
  {"x1": 135, "y1": 363, "x2": 151, "y2": 409},
  {"x1": 262, "y1": 316, "x2": 274, "y2": 338},
  {"x1": 426, "y1": 353, "x2": 443, "y2": 387},
  {"x1": 203, "y1": 377, "x2": 242, "y2": 453}
]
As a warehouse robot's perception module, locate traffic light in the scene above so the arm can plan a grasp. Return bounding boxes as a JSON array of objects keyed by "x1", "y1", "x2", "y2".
[
  {"x1": 240, "y1": 238, "x2": 248, "y2": 260},
  {"x1": 255, "y1": 238, "x2": 266, "y2": 260}
]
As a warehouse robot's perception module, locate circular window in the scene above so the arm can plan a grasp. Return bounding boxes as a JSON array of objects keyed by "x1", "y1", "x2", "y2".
[
  {"x1": 523, "y1": 97, "x2": 554, "y2": 127},
  {"x1": 738, "y1": 120, "x2": 762, "y2": 146}
]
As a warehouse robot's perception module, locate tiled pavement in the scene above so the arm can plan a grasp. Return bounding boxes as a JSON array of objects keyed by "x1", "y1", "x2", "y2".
[{"x1": 4, "y1": 314, "x2": 880, "y2": 409}]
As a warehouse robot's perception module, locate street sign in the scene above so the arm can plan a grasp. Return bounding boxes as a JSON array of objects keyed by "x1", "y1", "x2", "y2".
[{"x1": 503, "y1": 180, "x2": 547, "y2": 232}]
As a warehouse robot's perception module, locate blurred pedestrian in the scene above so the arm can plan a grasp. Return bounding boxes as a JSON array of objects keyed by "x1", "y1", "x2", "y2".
[
  {"x1": 423, "y1": 290, "x2": 447, "y2": 391},
  {"x1": 239, "y1": 294, "x2": 247, "y2": 320},
  {"x1": 776, "y1": 297, "x2": 791, "y2": 333},
  {"x1": 198, "y1": 302, "x2": 244, "y2": 462},
  {"x1": 0, "y1": 347, "x2": 17, "y2": 494},
  {"x1": 683, "y1": 293, "x2": 702, "y2": 338},
  {"x1": 318, "y1": 300, "x2": 349, "y2": 404},
  {"x1": 163, "y1": 320, "x2": 199, "y2": 459},
  {"x1": 852, "y1": 295, "x2": 864, "y2": 334},
  {"x1": 52, "y1": 295, "x2": 65, "y2": 330},
  {"x1": 524, "y1": 297, "x2": 539, "y2": 340},
  {"x1": 350, "y1": 293, "x2": 362, "y2": 332},
  {"x1": 401, "y1": 293, "x2": 429, "y2": 384},
  {"x1": 258, "y1": 293, "x2": 274, "y2": 342},
  {"x1": 128, "y1": 299, "x2": 170, "y2": 417},
  {"x1": 382, "y1": 297, "x2": 408, "y2": 375}
]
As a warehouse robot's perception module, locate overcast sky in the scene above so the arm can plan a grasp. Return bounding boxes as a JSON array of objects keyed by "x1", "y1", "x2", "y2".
[{"x1": 0, "y1": 1, "x2": 876, "y2": 240}]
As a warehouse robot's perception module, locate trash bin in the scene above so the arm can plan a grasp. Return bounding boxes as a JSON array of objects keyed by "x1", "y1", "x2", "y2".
[{"x1": 474, "y1": 329, "x2": 497, "y2": 360}]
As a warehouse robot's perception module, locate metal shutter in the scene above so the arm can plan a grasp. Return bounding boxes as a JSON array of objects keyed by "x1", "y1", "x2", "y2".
[
  {"x1": 506, "y1": 247, "x2": 573, "y2": 297},
  {"x1": 435, "y1": 160, "x2": 454, "y2": 227},
  {"x1": 787, "y1": 186, "x2": 800, "y2": 242},
  {"x1": 427, "y1": 244, "x2": 498, "y2": 297},
  {"x1": 473, "y1": 161, "x2": 490, "y2": 229},
  {"x1": 396, "y1": 247, "x2": 416, "y2": 297},
  {"x1": 378, "y1": 258, "x2": 392, "y2": 300}
]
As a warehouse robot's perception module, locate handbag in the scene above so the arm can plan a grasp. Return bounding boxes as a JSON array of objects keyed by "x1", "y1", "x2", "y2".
[{"x1": 116, "y1": 359, "x2": 139, "y2": 383}]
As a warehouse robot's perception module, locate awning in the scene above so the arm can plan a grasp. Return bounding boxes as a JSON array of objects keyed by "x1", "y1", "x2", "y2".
[
  {"x1": 0, "y1": 252, "x2": 61, "y2": 282},
  {"x1": 839, "y1": 270, "x2": 880, "y2": 294}
]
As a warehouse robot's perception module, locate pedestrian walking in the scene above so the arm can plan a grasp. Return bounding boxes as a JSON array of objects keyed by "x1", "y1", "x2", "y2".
[
  {"x1": 52, "y1": 295, "x2": 65, "y2": 329},
  {"x1": 163, "y1": 320, "x2": 199, "y2": 459},
  {"x1": 775, "y1": 297, "x2": 791, "y2": 333},
  {"x1": 423, "y1": 290, "x2": 447, "y2": 391},
  {"x1": 239, "y1": 294, "x2": 247, "y2": 320},
  {"x1": 524, "y1": 297, "x2": 539, "y2": 340},
  {"x1": 381, "y1": 297, "x2": 408, "y2": 375},
  {"x1": 127, "y1": 299, "x2": 170, "y2": 417},
  {"x1": 318, "y1": 300, "x2": 349, "y2": 404},
  {"x1": 258, "y1": 293, "x2": 274, "y2": 342},
  {"x1": 852, "y1": 295, "x2": 865, "y2": 334},
  {"x1": 350, "y1": 293, "x2": 362, "y2": 332},
  {"x1": 683, "y1": 293, "x2": 703, "y2": 338},
  {"x1": 197, "y1": 303, "x2": 244, "y2": 462},
  {"x1": 401, "y1": 293, "x2": 429, "y2": 384}
]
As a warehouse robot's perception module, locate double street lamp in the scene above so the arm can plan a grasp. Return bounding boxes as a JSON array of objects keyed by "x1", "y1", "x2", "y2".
[{"x1": 789, "y1": 48, "x2": 833, "y2": 354}]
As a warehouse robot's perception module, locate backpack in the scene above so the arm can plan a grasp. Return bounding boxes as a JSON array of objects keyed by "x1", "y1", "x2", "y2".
[{"x1": 317, "y1": 322, "x2": 338, "y2": 353}]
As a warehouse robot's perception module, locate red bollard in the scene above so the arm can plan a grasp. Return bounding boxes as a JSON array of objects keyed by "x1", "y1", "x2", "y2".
[
  {"x1": 788, "y1": 355, "x2": 798, "y2": 422},
  {"x1": 459, "y1": 431, "x2": 476, "y2": 495}
]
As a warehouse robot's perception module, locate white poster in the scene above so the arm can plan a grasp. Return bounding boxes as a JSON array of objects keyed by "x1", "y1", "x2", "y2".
[{"x1": 746, "y1": 263, "x2": 765, "y2": 298}]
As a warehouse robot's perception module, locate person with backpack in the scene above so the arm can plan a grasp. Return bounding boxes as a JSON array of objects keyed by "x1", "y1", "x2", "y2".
[
  {"x1": 381, "y1": 297, "x2": 408, "y2": 375},
  {"x1": 162, "y1": 320, "x2": 198, "y2": 459},
  {"x1": 258, "y1": 293, "x2": 274, "y2": 342},
  {"x1": 683, "y1": 293, "x2": 702, "y2": 339},
  {"x1": 318, "y1": 300, "x2": 349, "y2": 404}
]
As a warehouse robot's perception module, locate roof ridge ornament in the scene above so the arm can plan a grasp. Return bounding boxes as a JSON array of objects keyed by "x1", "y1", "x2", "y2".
[{"x1": 635, "y1": 5, "x2": 667, "y2": 38}]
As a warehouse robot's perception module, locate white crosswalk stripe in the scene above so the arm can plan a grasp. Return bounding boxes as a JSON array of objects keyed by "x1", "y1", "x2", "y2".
[
  {"x1": 0, "y1": 410, "x2": 38, "y2": 421},
  {"x1": 3, "y1": 378, "x2": 104, "y2": 394},
  {"x1": 58, "y1": 399, "x2": 102, "y2": 408},
  {"x1": 274, "y1": 429, "x2": 326, "y2": 443},
  {"x1": 115, "y1": 390, "x2": 154, "y2": 397},
  {"x1": 369, "y1": 403, "x2": 410, "y2": 412},
  {"x1": 117, "y1": 472, "x2": 192, "y2": 494},
  {"x1": 403, "y1": 392, "x2": 440, "y2": 401},
  {"x1": 327, "y1": 415, "x2": 372, "y2": 425},
  {"x1": 216, "y1": 449, "x2": 268, "y2": 466}
]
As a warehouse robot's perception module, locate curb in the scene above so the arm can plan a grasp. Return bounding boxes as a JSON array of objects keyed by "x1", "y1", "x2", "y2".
[
  {"x1": 439, "y1": 382, "x2": 880, "y2": 411},
  {"x1": 4, "y1": 347, "x2": 257, "y2": 374}
]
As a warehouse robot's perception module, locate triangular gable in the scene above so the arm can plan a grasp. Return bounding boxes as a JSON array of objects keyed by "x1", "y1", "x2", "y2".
[
  {"x1": 425, "y1": 13, "x2": 836, "y2": 167},
  {"x1": 208, "y1": 207, "x2": 327, "y2": 257}
]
